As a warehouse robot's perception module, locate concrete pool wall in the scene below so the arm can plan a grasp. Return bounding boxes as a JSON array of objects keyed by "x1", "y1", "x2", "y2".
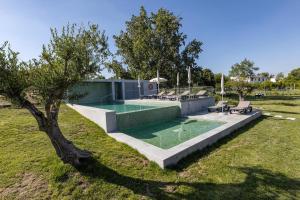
[
  {"x1": 69, "y1": 104, "x2": 117, "y2": 132},
  {"x1": 116, "y1": 106, "x2": 181, "y2": 130},
  {"x1": 68, "y1": 98, "x2": 262, "y2": 168},
  {"x1": 108, "y1": 110, "x2": 262, "y2": 168},
  {"x1": 121, "y1": 97, "x2": 215, "y2": 116},
  {"x1": 68, "y1": 97, "x2": 215, "y2": 132}
]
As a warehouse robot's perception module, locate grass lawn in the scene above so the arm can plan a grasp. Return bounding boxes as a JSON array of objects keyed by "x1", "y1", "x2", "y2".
[{"x1": 0, "y1": 96, "x2": 300, "y2": 199}]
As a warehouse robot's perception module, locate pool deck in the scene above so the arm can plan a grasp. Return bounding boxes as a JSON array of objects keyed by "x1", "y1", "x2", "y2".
[{"x1": 107, "y1": 110, "x2": 262, "y2": 169}]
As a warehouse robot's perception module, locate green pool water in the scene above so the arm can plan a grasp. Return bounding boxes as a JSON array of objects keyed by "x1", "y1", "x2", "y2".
[
  {"x1": 81, "y1": 103, "x2": 159, "y2": 113},
  {"x1": 121, "y1": 118, "x2": 225, "y2": 149}
]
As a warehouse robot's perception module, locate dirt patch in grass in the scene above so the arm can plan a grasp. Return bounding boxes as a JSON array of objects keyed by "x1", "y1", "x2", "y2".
[{"x1": 0, "y1": 173, "x2": 50, "y2": 200}]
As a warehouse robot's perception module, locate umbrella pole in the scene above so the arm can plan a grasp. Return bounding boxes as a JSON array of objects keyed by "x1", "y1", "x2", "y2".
[{"x1": 222, "y1": 93, "x2": 224, "y2": 112}]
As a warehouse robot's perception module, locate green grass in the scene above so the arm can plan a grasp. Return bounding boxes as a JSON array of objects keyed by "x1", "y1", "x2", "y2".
[{"x1": 0, "y1": 96, "x2": 300, "y2": 199}]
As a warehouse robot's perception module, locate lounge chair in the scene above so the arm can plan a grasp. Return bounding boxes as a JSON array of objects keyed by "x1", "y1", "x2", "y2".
[
  {"x1": 229, "y1": 101, "x2": 252, "y2": 114},
  {"x1": 192, "y1": 90, "x2": 207, "y2": 98},
  {"x1": 144, "y1": 91, "x2": 165, "y2": 99},
  {"x1": 156, "y1": 91, "x2": 166, "y2": 99},
  {"x1": 177, "y1": 90, "x2": 190, "y2": 101},
  {"x1": 208, "y1": 101, "x2": 229, "y2": 112},
  {"x1": 162, "y1": 91, "x2": 176, "y2": 100}
]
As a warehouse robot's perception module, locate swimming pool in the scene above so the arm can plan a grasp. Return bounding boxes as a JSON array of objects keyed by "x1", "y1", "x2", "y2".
[
  {"x1": 121, "y1": 118, "x2": 225, "y2": 149},
  {"x1": 81, "y1": 102, "x2": 159, "y2": 113}
]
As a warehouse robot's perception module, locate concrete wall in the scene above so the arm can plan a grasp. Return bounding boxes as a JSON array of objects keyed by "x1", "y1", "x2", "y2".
[
  {"x1": 180, "y1": 97, "x2": 215, "y2": 116},
  {"x1": 68, "y1": 79, "x2": 157, "y2": 103},
  {"x1": 116, "y1": 106, "x2": 181, "y2": 130},
  {"x1": 68, "y1": 82, "x2": 112, "y2": 104},
  {"x1": 67, "y1": 104, "x2": 117, "y2": 132}
]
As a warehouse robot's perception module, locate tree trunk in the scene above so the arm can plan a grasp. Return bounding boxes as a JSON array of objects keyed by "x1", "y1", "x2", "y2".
[
  {"x1": 22, "y1": 99, "x2": 91, "y2": 167},
  {"x1": 238, "y1": 93, "x2": 244, "y2": 101},
  {"x1": 46, "y1": 120, "x2": 91, "y2": 166}
]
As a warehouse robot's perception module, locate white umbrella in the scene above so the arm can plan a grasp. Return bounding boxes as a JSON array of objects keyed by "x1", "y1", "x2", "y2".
[
  {"x1": 157, "y1": 69, "x2": 160, "y2": 93},
  {"x1": 188, "y1": 66, "x2": 191, "y2": 94},
  {"x1": 149, "y1": 77, "x2": 167, "y2": 83},
  {"x1": 137, "y1": 75, "x2": 141, "y2": 98},
  {"x1": 149, "y1": 70, "x2": 167, "y2": 93},
  {"x1": 137, "y1": 76, "x2": 141, "y2": 88},
  {"x1": 220, "y1": 73, "x2": 225, "y2": 112},
  {"x1": 177, "y1": 72, "x2": 179, "y2": 94}
]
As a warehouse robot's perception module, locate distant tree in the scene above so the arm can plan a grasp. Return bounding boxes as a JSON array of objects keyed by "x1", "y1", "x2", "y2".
[
  {"x1": 114, "y1": 6, "x2": 204, "y2": 86},
  {"x1": 276, "y1": 72, "x2": 285, "y2": 81},
  {"x1": 287, "y1": 68, "x2": 300, "y2": 81},
  {"x1": 229, "y1": 59, "x2": 259, "y2": 80},
  {"x1": 228, "y1": 59, "x2": 259, "y2": 100},
  {"x1": 214, "y1": 73, "x2": 229, "y2": 84},
  {"x1": 226, "y1": 81, "x2": 256, "y2": 101},
  {"x1": 181, "y1": 39, "x2": 203, "y2": 68},
  {"x1": 114, "y1": 6, "x2": 185, "y2": 82},
  {"x1": 201, "y1": 68, "x2": 215, "y2": 87},
  {"x1": 0, "y1": 24, "x2": 109, "y2": 167},
  {"x1": 190, "y1": 65, "x2": 202, "y2": 86},
  {"x1": 258, "y1": 72, "x2": 274, "y2": 79},
  {"x1": 105, "y1": 59, "x2": 132, "y2": 79}
]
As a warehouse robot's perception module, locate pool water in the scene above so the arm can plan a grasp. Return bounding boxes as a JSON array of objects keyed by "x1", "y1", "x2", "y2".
[
  {"x1": 121, "y1": 118, "x2": 225, "y2": 149},
  {"x1": 81, "y1": 103, "x2": 159, "y2": 113}
]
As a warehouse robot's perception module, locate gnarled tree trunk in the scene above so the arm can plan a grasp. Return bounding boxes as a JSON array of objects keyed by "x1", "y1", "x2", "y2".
[
  {"x1": 46, "y1": 119, "x2": 91, "y2": 166},
  {"x1": 22, "y1": 99, "x2": 91, "y2": 167}
]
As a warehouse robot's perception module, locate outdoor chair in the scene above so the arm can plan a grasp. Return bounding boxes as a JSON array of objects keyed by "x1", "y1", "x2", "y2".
[
  {"x1": 162, "y1": 91, "x2": 176, "y2": 100},
  {"x1": 144, "y1": 91, "x2": 164, "y2": 99},
  {"x1": 229, "y1": 101, "x2": 252, "y2": 114},
  {"x1": 156, "y1": 91, "x2": 166, "y2": 99},
  {"x1": 177, "y1": 90, "x2": 190, "y2": 101},
  {"x1": 208, "y1": 101, "x2": 229, "y2": 112},
  {"x1": 192, "y1": 90, "x2": 207, "y2": 98}
]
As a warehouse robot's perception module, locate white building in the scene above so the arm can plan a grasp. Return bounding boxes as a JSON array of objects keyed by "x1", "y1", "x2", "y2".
[{"x1": 230, "y1": 75, "x2": 270, "y2": 83}]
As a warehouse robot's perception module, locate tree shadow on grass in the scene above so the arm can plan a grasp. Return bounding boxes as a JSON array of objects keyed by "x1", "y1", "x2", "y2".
[
  {"x1": 77, "y1": 158, "x2": 300, "y2": 199},
  {"x1": 248, "y1": 95, "x2": 300, "y2": 101},
  {"x1": 262, "y1": 109, "x2": 300, "y2": 115}
]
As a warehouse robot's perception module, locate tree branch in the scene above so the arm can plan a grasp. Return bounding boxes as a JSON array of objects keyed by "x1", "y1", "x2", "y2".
[{"x1": 20, "y1": 98, "x2": 48, "y2": 132}]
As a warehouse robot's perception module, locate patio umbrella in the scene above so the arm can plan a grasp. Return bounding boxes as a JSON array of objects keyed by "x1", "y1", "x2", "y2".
[
  {"x1": 157, "y1": 69, "x2": 160, "y2": 93},
  {"x1": 177, "y1": 72, "x2": 180, "y2": 94},
  {"x1": 188, "y1": 66, "x2": 191, "y2": 94},
  {"x1": 149, "y1": 70, "x2": 167, "y2": 93},
  {"x1": 220, "y1": 73, "x2": 225, "y2": 112},
  {"x1": 137, "y1": 75, "x2": 141, "y2": 98}
]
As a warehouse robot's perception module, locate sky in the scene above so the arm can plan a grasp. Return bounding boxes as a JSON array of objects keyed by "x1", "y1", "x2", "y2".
[{"x1": 1, "y1": 0, "x2": 300, "y2": 77}]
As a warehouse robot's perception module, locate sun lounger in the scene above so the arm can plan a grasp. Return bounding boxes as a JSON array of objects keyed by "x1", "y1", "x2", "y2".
[
  {"x1": 156, "y1": 91, "x2": 166, "y2": 99},
  {"x1": 144, "y1": 91, "x2": 165, "y2": 99},
  {"x1": 208, "y1": 101, "x2": 229, "y2": 112},
  {"x1": 192, "y1": 90, "x2": 207, "y2": 98},
  {"x1": 162, "y1": 91, "x2": 176, "y2": 100},
  {"x1": 229, "y1": 101, "x2": 252, "y2": 114},
  {"x1": 177, "y1": 90, "x2": 190, "y2": 101}
]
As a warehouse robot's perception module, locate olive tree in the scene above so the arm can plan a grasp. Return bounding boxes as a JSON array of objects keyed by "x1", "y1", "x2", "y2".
[
  {"x1": 0, "y1": 24, "x2": 109, "y2": 166},
  {"x1": 228, "y1": 59, "x2": 259, "y2": 100}
]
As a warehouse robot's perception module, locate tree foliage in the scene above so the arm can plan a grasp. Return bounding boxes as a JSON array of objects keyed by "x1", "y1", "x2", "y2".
[
  {"x1": 0, "y1": 24, "x2": 109, "y2": 166},
  {"x1": 287, "y1": 67, "x2": 300, "y2": 82},
  {"x1": 226, "y1": 81, "x2": 256, "y2": 100},
  {"x1": 276, "y1": 72, "x2": 285, "y2": 81},
  {"x1": 228, "y1": 59, "x2": 259, "y2": 100},
  {"x1": 229, "y1": 59, "x2": 259, "y2": 79},
  {"x1": 114, "y1": 6, "x2": 203, "y2": 86},
  {"x1": 105, "y1": 59, "x2": 132, "y2": 79}
]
